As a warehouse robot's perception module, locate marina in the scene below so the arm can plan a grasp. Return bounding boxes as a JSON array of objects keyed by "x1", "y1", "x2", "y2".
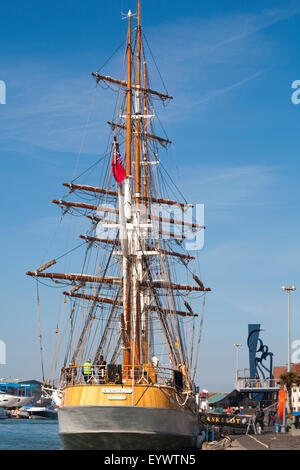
[{"x1": 0, "y1": 420, "x2": 60, "y2": 451}]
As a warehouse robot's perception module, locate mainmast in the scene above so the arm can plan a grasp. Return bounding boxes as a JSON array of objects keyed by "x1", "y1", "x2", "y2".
[
  {"x1": 133, "y1": 0, "x2": 142, "y2": 366},
  {"x1": 134, "y1": 0, "x2": 141, "y2": 207},
  {"x1": 123, "y1": 9, "x2": 133, "y2": 370}
]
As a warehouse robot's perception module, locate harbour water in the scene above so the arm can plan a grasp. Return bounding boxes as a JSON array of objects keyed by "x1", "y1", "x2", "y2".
[{"x1": 0, "y1": 420, "x2": 61, "y2": 450}]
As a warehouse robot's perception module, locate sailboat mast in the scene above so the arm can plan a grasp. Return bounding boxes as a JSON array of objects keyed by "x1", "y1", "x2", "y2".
[
  {"x1": 126, "y1": 11, "x2": 132, "y2": 176},
  {"x1": 134, "y1": 0, "x2": 141, "y2": 206},
  {"x1": 132, "y1": 0, "x2": 142, "y2": 366},
  {"x1": 141, "y1": 59, "x2": 149, "y2": 365},
  {"x1": 123, "y1": 11, "x2": 133, "y2": 370}
]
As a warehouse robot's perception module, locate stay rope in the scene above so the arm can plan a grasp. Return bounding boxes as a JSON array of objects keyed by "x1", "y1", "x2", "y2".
[{"x1": 36, "y1": 280, "x2": 45, "y2": 383}]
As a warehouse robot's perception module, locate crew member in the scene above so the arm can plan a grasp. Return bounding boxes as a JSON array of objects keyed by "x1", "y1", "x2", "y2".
[
  {"x1": 83, "y1": 358, "x2": 93, "y2": 383},
  {"x1": 98, "y1": 355, "x2": 106, "y2": 383}
]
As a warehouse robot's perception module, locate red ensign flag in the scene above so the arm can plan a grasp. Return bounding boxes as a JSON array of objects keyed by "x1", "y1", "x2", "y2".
[{"x1": 112, "y1": 151, "x2": 126, "y2": 183}]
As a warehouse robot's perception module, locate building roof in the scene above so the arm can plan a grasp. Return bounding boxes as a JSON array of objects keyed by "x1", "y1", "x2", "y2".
[
  {"x1": 208, "y1": 392, "x2": 227, "y2": 403},
  {"x1": 0, "y1": 379, "x2": 41, "y2": 387},
  {"x1": 273, "y1": 364, "x2": 300, "y2": 380}
]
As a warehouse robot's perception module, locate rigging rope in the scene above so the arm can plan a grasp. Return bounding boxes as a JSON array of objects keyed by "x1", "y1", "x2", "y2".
[
  {"x1": 192, "y1": 294, "x2": 206, "y2": 382},
  {"x1": 71, "y1": 84, "x2": 98, "y2": 182},
  {"x1": 36, "y1": 280, "x2": 45, "y2": 383}
]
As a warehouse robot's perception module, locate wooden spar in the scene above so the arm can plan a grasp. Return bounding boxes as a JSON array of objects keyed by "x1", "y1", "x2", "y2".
[
  {"x1": 63, "y1": 291, "x2": 122, "y2": 306},
  {"x1": 152, "y1": 308, "x2": 197, "y2": 318},
  {"x1": 83, "y1": 206, "x2": 201, "y2": 232},
  {"x1": 80, "y1": 234, "x2": 194, "y2": 260},
  {"x1": 140, "y1": 196, "x2": 193, "y2": 209},
  {"x1": 140, "y1": 280, "x2": 211, "y2": 291},
  {"x1": 108, "y1": 121, "x2": 172, "y2": 148},
  {"x1": 62, "y1": 291, "x2": 197, "y2": 317},
  {"x1": 52, "y1": 199, "x2": 98, "y2": 211},
  {"x1": 88, "y1": 211, "x2": 203, "y2": 230},
  {"x1": 159, "y1": 249, "x2": 195, "y2": 260},
  {"x1": 26, "y1": 271, "x2": 121, "y2": 285},
  {"x1": 79, "y1": 234, "x2": 121, "y2": 246},
  {"x1": 60, "y1": 182, "x2": 193, "y2": 208},
  {"x1": 153, "y1": 230, "x2": 187, "y2": 240},
  {"x1": 86, "y1": 216, "x2": 116, "y2": 225},
  {"x1": 126, "y1": 12, "x2": 132, "y2": 176},
  {"x1": 36, "y1": 259, "x2": 56, "y2": 273},
  {"x1": 91, "y1": 73, "x2": 173, "y2": 102},
  {"x1": 86, "y1": 210, "x2": 202, "y2": 231},
  {"x1": 62, "y1": 183, "x2": 117, "y2": 197},
  {"x1": 52, "y1": 199, "x2": 119, "y2": 214},
  {"x1": 150, "y1": 215, "x2": 204, "y2": 230}
]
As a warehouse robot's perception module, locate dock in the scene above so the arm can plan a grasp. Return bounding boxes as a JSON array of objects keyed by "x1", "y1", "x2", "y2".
[{"x1": 225, "y1": 429, "x2": 300, "y2": 450}]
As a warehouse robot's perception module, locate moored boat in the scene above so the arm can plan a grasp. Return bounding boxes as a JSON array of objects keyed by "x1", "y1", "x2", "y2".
[{"x1": 26, "y1": 406, "x2": 58, "y2": 420}]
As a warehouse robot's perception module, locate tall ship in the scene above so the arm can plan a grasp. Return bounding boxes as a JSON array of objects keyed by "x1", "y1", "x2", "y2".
[{"x1": 26, "y1": 0, "x2": 210, "y2": 450}]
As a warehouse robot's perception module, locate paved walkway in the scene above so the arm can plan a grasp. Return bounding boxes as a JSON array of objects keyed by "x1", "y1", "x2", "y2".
[{"x1": 226, "y1": 429, "x2": 300, "y2": 450}]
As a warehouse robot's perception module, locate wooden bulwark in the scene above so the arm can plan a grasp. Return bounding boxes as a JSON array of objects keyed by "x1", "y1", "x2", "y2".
[{"x1": 62, "y1": 384, "x2": 181, "y2": 410}]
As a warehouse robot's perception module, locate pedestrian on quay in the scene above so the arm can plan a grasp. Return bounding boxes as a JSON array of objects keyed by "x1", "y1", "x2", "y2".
[
  {"x1": 274, "y1": 411, "x2": 282, "y2": 433},
  {"x1": 255, "y1": 407, "x2": 265, "y2": 434},
  {"x1": 287, "y1": 413, "x2": 296, "y2": 431},
  {"x1": 267, "y1": 410, "x2": 273, "y2": 426}
]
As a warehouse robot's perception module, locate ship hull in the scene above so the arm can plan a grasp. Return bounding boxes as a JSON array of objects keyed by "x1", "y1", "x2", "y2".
[{"x1": 58, "y1": 405, "x2": 199, "y2": 450}]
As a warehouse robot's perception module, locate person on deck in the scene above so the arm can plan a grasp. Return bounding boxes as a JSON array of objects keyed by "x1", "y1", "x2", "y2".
[
  {"x1": 66, "y1": 361, "x2": 75, "y2": 386},
  {"x1": 82, "y1": 358, "x2": 93, "y2": 383},
  {"x1": 98, "y1": 355, "x2": 106, "y2": 383}
]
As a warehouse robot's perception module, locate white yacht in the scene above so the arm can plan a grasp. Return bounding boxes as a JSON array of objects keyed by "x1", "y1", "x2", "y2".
[{"x1": 0, "y1": 391, "x2": 20, "y2": 408}]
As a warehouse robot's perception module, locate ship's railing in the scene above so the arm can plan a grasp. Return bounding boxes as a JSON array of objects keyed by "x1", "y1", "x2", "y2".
[
  {"x1": 60, "y1": 363, "x2": 189, "y2": 391},
  {"x1": 236, "y1": 378, "x2": 280, "y2": 390}
]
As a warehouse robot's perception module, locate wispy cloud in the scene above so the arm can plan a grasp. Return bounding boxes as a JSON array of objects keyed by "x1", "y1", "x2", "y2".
[
  {"x1": 194, "y1": 70, "x2": 265, "y2": 105},
  {"x1": 0, "y1": 4, "x2": 299, "y2": 153},
  {"x1": 208, "y1": 6, "x2": 300, "y2": 51},
  {"x1": 145, "y1": 5, "x2": 300, "y2": 120},
  {"x1": 179, "y1": 164, "x2": 284, "y2": 211}
]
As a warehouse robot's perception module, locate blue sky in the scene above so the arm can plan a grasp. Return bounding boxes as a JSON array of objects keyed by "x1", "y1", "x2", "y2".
[{"x1": 1, "y1": 0, "x2": 300, "y2": 392}]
